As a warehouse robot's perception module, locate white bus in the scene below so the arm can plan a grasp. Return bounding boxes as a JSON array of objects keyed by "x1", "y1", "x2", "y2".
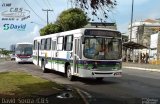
[
  {"x1": 33, "y1": 28, "x2": 122, "y2": 81},
  {"x1": 15, "y1": 42, "x2": 33, "y2": 63}
]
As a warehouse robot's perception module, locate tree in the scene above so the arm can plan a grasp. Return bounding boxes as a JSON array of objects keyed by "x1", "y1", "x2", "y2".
[
  {"x1": 1, "y1": 50, "x2": 10, "y2": 56},
  {"x1": 56, "y1": 8, "x2": 89, "y2": 31},
  {"x1": 72, "y1": 0, "x2": 117, "y2": 22},
  {"x1": 0, "y1": 49, "x2": 11, "y2": 60},
  {"x1": 39, "y1": 8, "x2": 89, "y2": 36},
  {"x1": 40, "y1": 23, "x2": 62, "y2": 36}
]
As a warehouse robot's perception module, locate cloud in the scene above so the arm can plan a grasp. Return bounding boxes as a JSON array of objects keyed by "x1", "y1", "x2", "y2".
[
  {"x1": 19, "y1": 25, "x2": 40, "y2": 43},
  {"x1": 0, "y1": 25, "x2": 40, "y2": 49}
]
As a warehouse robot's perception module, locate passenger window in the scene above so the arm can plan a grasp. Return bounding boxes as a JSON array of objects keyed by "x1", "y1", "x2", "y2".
[
  {"x1": 41, "y1": 39, "x2": 46, "y2": 50},
  {"x1": 46, "y1": 38, "x2": 51, "y2": 50},
  {"x1": 57, "y1": 37, "x2": 63, "y2": 50},
  {"x1": 52, "y1": 41, "x2": 56, "y2": 50},
  {"x1": 34, "y1": 40, "x2": 37, "y2": 50},
  {"x1": 64, "y1": 35, "x2": 73, "y2": 51}
]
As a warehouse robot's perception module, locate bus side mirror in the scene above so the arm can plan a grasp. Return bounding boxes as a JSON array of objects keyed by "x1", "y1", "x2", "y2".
[{"x1": 81, "y1": 36, "x2": 85, "y2": 44}]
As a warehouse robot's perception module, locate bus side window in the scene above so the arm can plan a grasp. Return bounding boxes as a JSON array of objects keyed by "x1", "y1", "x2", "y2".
[
  {"x1": 52, "y1": 41, "x2": 56, "y2": 50},
  {"x1": 64, "y1": 35, "x2": 73, "y2": 51},
  {"x1": 41, "y1": 39, "x2": 46, "y2": 50},
  {"x1": 57, "y1": 36, "x2": 64, "y2": 50},
  {"x1": 46, "y1": 38, "x2": 51, "y2": 50},
  {"x1": 34, "y1": 40, "x2": 37, "y2": 50}
]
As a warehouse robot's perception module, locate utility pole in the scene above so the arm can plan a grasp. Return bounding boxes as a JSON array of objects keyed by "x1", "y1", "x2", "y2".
[
  {"x1": 130, "y1": 0, "x2": 135, "y2": 63},
  {"x1": 127, "y1": 0, "x2": 134, "y2": 63},
  {"x1": 42, "y1": 9, "x2": 53, "y2": 25},
  {"x1": 130, "y1": 0, "x2": 134, "y2": 42}
]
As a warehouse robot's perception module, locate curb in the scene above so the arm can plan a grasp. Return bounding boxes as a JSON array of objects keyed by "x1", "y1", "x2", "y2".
[{"x1": 123, "y1": 66, "x2": 160, "y2": 72}]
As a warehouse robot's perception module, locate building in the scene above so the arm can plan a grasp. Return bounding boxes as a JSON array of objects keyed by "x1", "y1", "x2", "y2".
[
  {"x1": 150, "y1": 32, "x2": 160, "y2": 60},
  {"x1": 127, "y1": 19, "x2": 160, "y2": 62},
  {"x1": 128, "y1": 19, "x2": 160, "y2": 48}
]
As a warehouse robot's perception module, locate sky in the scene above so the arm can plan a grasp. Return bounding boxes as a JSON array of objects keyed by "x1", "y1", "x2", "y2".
[{"x1": 0, "y1": 0, "x2": 160, "y2": 50}]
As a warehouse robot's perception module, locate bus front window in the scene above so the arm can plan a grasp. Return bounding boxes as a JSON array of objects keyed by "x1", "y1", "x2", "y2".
[
  {"x1": 83, "y1": 37, "x2": 122, "y2": 60},
  {"x1": 16, "y1": 44, "x2": 33, "y2": 55}
]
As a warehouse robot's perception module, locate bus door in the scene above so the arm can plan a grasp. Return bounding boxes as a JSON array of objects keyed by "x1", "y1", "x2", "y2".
[
  {"x1": 51, "y1": 40, "x2": 57, "y2": 70},
  {"x1": 37, "y1": 42, "x2": 40, "y2": 65},
  {"x1": 34, "y1": 40, "x2": 40, "y2": 65},
  {"x1": 73, "y1": 38, "x2": 80, "y2": 74}
]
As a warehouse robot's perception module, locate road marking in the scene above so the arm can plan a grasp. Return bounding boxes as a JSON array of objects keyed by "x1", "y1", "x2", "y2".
[
  {"x1": 79, "y1": 89, "x2": 92, "y2": 98},
  {"x1": 76, "y1": 88, "x2": 90, "y2": 104}
]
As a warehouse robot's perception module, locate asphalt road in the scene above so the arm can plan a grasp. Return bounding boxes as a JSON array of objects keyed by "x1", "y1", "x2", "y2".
[{"x1": 0, "y1": 61, "x2": 160, "y2": 104}]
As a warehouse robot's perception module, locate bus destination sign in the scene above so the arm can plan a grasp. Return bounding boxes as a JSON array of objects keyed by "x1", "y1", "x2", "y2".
[{"x1": 84, "y1": 29, "x2": 121, "y2": 38}]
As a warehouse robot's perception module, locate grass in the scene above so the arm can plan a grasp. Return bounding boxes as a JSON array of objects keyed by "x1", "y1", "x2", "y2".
[{"x1": 0, "y1": 71, "x2": 63, "y2": 97}]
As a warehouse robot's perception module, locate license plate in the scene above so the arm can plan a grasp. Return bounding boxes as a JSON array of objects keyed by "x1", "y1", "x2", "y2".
[{"x1": 22, "y1": 59, "x2": 27, "y2": 61}]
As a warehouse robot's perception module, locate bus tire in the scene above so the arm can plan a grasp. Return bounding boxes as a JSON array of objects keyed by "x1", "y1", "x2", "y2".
[
  {"x1": 41, "y1": 61, "x2": 47, "y2": 73},
  {"x1": 66, "y1": 65, "x2": 74, "y2": 81},
  {"x1": 96, "y1": 77, "x2": 104, "y2": 81}
]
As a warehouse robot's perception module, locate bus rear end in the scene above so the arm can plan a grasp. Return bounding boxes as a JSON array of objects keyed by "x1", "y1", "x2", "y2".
[{"x1": 15, "y1": 43, "x2": 33, "y2": 63}]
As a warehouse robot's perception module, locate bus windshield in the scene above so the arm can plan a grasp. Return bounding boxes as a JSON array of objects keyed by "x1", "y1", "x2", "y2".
[
  {"x1": 83, "y1": 37, "x2": 122, "y2": 60},
  {"x1": 16, "y1": 44, "x2": 33, "y2": 55}
]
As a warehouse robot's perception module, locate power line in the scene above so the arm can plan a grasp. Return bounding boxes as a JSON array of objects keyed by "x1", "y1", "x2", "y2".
[
  {"x1": 46, "y1": 0, "x2": 55, "y2": 17},
  {"x1": 30, "y1": 21, "x2": 45, "y2": 27},
  {"x1": 41, "y1": 0, "x2": 55, "y2": 21},
  {"x1": 34, "y1": 0, "x2": 46, "y2": 16},
  {"x1": 24, "y1": 0, "x2": 46, "y2": 23},
  {"x1": 42, "y1": 0, "x2": 50, "y2": 9}
]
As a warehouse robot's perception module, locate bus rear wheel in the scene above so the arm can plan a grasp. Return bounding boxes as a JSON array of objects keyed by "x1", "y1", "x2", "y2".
[{"x1": 66, "y1": 65, "x2": 74, "y2": 81}]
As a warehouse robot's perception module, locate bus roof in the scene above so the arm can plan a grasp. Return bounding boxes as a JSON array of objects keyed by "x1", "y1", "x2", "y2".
[
  {"x1": 33, "y1": 28, "x2": 121, "y2": 40},
  {"x1": 16, "y1": 42, "x2": 33, "y2": 45}
]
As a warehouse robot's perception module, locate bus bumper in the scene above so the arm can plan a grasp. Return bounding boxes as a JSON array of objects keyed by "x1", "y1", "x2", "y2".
[
  {"x1": 78, "y1": 70, "x2": 122, "y2": 78},
  {"x1": 16, "y1": 57, "x2": 33, "y2": 63}
]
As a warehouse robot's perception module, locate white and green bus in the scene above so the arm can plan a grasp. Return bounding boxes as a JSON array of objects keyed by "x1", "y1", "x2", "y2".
[{"x1": 33, "y1": 28, "x2": 122, "y2": 81}]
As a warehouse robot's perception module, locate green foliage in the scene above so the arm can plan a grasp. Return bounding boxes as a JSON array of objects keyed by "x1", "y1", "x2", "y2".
[
  {"x1": 0, "y1": 49, "x2": 11, "y2": 56},
  {"x1": 39, "y1": 28, "x2": 46, "y2": 36},
  {"x1": 73, "y1": 0, "x2": 117, "y2": 22},
  {"x1": 57, "y1": 8, "x2": 89, "y2": 31},
  {"x1": 40, "y1": 23, "x2": 62, "y2": 36},
  {"x1": 39, "y1": 8, "x2": 89, "y2": 36}
]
